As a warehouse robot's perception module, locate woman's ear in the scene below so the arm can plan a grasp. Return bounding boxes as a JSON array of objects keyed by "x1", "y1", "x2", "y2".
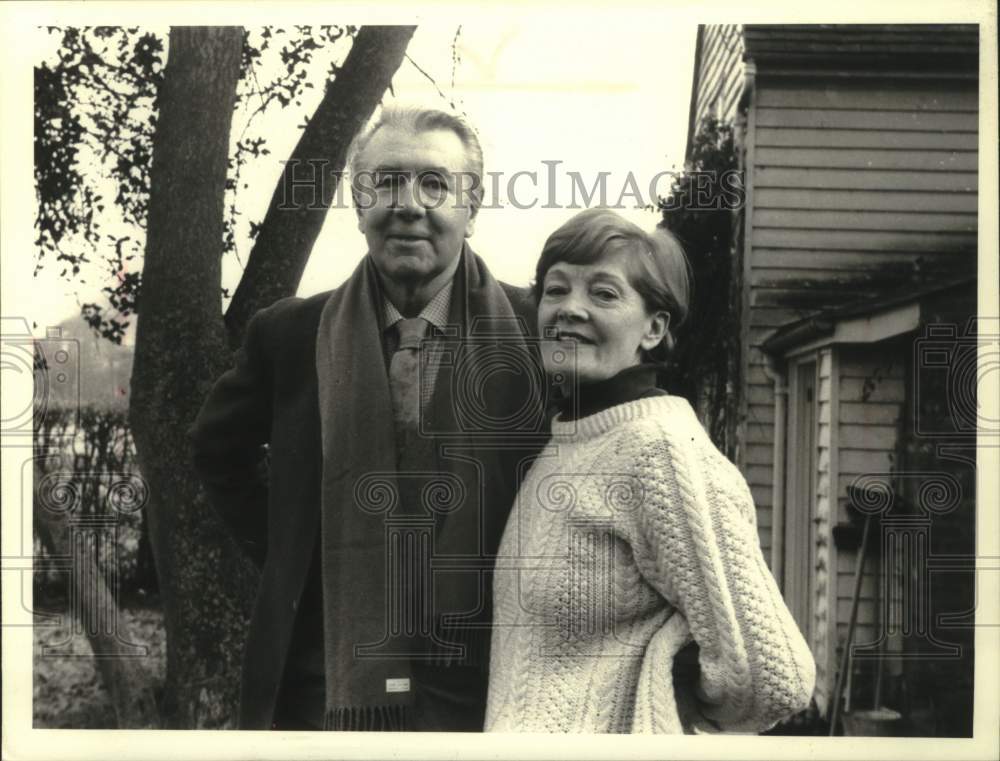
[{"x1": 640, "y1": 310, "x2": 670, "y2": 352}]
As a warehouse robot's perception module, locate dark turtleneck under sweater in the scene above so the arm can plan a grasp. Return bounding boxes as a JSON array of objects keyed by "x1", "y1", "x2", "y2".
[{"x1": 553, "y1": 363, "x2": 667, "y2": 422}]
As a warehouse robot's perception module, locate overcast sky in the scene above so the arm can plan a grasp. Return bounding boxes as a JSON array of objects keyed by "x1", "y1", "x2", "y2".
[{"x1": 296, "y1": 21, "x2": 697, "y2": 295}]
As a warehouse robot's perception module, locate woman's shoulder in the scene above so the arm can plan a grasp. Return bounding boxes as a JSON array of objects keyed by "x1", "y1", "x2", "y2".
[
  {"x1": 622, "y1": 397, "x2": 747, "y2": 483},
  {"x1": 620, "y1": 395, "x2": 710, "y2": 447}
]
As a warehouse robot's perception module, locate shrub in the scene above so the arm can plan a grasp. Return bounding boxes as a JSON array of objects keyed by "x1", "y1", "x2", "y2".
[{"x1": 34, "y1": 406, "x2": 158, "y2": 603}]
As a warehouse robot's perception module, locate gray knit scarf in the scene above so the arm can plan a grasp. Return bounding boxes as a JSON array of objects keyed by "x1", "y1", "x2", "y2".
[{"x1": 314, "y1": 246, "x2": 542, "y2": 730}]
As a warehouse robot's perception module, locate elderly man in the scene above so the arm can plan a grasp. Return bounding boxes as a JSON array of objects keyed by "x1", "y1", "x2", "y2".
[{"x1": 191, "y1": 105, "x2": 544, "y2": 731}]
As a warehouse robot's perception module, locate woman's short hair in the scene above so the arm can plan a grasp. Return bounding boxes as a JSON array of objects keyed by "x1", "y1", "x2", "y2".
[
  {"x1": 533, "y1": 208, "x2": 691, "y2": 360},
  {"x1": 346, "y1": 103, "x2": 485, "y2": 211}
]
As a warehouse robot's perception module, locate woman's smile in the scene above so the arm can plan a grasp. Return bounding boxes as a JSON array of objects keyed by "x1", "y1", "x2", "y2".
[{"x1": 539, "y1": 248, "x2": 667, "y2": 387}]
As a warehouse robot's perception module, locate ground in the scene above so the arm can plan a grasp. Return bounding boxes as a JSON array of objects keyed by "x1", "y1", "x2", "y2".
[
  {"x1": 33, "y1": 605, "x2": 165, "y2": 729},
  {"x1": 28, "y1": 601, "x2": 827, "y2": 733}
]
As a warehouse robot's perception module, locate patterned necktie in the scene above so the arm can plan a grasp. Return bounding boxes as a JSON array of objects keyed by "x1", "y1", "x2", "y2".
[{"x1": 389, "y1": 317, "x2": 429, "y2": 431}]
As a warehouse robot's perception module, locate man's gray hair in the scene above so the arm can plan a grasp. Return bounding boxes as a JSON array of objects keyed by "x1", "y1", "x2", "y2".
[{"x1": 346, "y1": 103, "x2": 485, "y2": 211}]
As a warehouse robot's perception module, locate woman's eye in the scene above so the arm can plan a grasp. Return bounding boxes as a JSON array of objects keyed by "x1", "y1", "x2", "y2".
[
  {"x1": 593, "y1": 289, "x2": 619, "y2": 301},
  {"x1": 543, "y1": 285, "x2": 567, "y2": 297}
]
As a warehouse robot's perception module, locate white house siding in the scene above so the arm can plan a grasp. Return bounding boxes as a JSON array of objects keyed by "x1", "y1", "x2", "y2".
[
  {"x1": 833, "y1": 344, "x2": 907, "y2": 681},
  {"x1": 685, "y1": 28, "x2": 977, "y2": 714},
  {"x1": 743, "y1": 76, "x2": 977, "y2": 568}
]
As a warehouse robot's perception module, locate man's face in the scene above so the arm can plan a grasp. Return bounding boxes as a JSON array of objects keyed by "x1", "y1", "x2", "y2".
[{"x1": 354, "y1": 126, "x2": 477, "y2": 287}]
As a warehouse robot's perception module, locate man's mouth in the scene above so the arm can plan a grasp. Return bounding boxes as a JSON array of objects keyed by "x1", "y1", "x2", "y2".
[{"x1": 387, "y1": 233, "x2": 428, "y2": 242}]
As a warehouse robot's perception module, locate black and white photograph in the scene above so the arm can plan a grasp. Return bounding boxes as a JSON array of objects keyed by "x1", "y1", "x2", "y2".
[{"x1": 1, "y1": 1, "x2": 997, "y2": 759}]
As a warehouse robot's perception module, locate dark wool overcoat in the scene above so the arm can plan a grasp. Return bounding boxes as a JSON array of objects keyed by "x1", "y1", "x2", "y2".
[{"x1": 190, "y1": 275, "x2": 540, "y2": 729}]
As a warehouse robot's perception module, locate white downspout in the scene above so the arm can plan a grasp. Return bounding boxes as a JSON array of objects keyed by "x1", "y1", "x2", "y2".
[{"x1": 763, "y1": 354, "x2": 788, "y2": 587}]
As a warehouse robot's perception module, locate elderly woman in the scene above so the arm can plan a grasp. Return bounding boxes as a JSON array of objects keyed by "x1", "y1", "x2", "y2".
[{"x1": 485, "y1": 209, "x2": 815, "y2": 734}]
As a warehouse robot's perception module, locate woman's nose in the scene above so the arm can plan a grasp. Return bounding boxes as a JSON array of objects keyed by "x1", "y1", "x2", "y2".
[{"x1": 557, "y1": 294, "x2": 588, "y2": 322}]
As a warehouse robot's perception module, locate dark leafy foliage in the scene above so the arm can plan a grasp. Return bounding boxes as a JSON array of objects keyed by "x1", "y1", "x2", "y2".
[
  {"x1": 658, "y1": 117, "x2": 742, "y2": 456},
  {"x1": 35, "y1": 26, "x2": 357, "y2": 343},
  {"x1": 34, "y1": 406, "x2": 158, "y2": 598},
  {"x1": 35, "y1": 27, "x2": 163, "y2": 341},
  {"x1": 34, "y1": 60, "x2": 97, "y2": 276},
  {"x1": 240, "y1": 26, "x2": 356, "y2": 114}
]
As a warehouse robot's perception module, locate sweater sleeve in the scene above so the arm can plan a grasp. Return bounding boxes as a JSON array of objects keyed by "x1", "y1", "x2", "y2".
[{"x1": 629, "y1": 430, "x2": 816, "y2": 733}]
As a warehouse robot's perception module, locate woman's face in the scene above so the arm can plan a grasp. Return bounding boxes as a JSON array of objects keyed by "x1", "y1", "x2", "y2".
[{"x1": 538, "y1": 248, "x2": 668, "y2": 390}]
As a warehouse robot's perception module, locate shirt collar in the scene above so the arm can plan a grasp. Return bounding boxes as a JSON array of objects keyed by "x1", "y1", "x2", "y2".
[{"x1": 382, "y1": 277, "x2": 454, "y2": 333}]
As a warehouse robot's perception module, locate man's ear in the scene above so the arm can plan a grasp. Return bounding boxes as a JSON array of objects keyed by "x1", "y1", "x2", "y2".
[
  {"x1": 352, "y1": 188, "x2": 366, "y2": 231},
  {"x1": 464, "y1": 206, "x2": 478, "y2": 238},
  {"x1": 640, "y1": 311, "x2": 670, "y2": 351}
]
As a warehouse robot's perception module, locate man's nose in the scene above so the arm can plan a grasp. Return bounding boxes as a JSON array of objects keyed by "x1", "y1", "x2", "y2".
[{"x1": 392, "y1": 179, "x2": 426, "y2": 217}]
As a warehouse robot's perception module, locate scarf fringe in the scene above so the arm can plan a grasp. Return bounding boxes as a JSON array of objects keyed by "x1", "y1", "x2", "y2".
[{"x1": 324, "y1": 704, "x2": 408, "y2": 731}]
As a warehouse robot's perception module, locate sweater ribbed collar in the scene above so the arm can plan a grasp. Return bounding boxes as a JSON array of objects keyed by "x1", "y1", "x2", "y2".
[{"x1": 550, "y1": 393, "x2": 694, "y2": 443}]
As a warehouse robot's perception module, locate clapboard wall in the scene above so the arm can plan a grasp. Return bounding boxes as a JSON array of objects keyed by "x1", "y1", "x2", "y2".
[
  {"x1": 683, "y1": 23, "x2": 979, "y2": 714},
  {"x1": 834, "y1": 344, "x2": 908, "y2": 665},
  {"x1": 741, "y1": 75, "x2": 978, "y2": 561}
]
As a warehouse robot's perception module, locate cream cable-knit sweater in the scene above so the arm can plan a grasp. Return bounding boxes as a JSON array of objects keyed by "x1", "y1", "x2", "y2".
[{"x1": 485, "y1": 395, "x2": 815, "y2": 733}]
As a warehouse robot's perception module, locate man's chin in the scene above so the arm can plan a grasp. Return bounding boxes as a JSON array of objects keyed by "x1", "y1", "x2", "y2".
[
  {"x1": 372, "y1": 250, "x2": 426, "y2": 274},
  {"x1": 387, "y1": 260, "x2": 430, "y2": 280},
  {"x1": 384, "y1": 238, "x2": 434, "y2": 260}
]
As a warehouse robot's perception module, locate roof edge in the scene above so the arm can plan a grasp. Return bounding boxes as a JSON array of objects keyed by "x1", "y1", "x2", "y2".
[{"x1": 762, "y1": 275, "x2": 977, "y2": 356}]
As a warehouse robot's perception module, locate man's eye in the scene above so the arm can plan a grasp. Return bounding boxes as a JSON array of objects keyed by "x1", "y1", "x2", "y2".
[
  {"x1": 543, "y1": 285, "x2": 567, "y2": 297},
  {"x1": 420, "y1": 173, "x2": 448, "y2": 192}
]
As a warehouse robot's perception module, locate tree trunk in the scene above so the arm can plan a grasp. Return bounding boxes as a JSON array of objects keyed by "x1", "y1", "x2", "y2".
[
  {"x1": 34, "y1": 458, "x2": 160, "y2": 728},
  {"x1": 129, "y1": 24, "x2": 415, "y2": 728},
  {"x1": 224, "y1": 25, "x2": 416, "y2": 344},
  {"x1": 129, "y1": 26, "x2": 251, "y2": 728}
]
